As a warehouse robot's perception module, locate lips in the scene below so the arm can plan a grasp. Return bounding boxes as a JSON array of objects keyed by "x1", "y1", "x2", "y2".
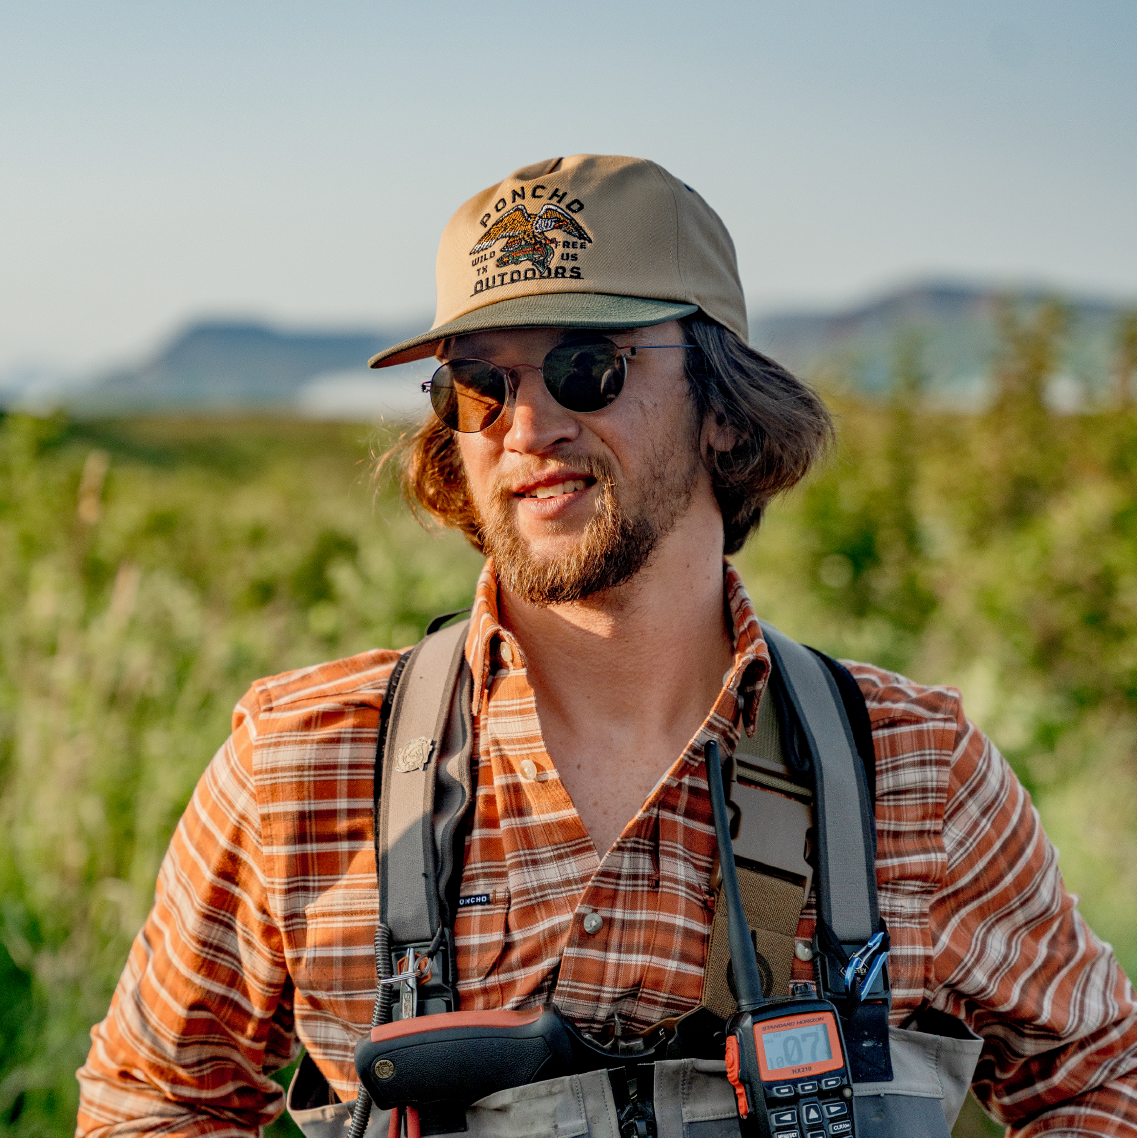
[
  {"x1": 511, "y1": 473, "x2": 596, "y2": 500},
  {"x1": 523, "y1": 479, "x2": 589, "y2": 499}
]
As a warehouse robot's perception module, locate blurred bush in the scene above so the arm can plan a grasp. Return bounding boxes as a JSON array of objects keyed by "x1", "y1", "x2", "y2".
[{"x1": 0, "y1": 303, "x2": 1132, "y2": 1136}]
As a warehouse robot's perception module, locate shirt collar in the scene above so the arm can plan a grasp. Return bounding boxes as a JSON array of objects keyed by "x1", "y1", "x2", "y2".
[
  {"x1": 465, "y1": 560, "x2": 507, "y2": 714},
  {"x1": 722, "y1": 562, "x2": 771, "y2": 736},
  {"x1": 465, "y1": 559, "x2": 771, "y2": 732}
]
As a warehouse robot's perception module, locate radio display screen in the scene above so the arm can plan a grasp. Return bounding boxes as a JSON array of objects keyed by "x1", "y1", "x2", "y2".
[{"x1": 760, "y1": 1022, "x2": 834, "y2": 1071}]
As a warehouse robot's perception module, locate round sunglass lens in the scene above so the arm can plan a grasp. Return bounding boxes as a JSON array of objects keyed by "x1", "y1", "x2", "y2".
[
  {"x1": 432, "y1": 361, "x2": 508, "y2": 432},
  {"x1": 543, "y1": 342, "x2": 625, "y2": 413}
]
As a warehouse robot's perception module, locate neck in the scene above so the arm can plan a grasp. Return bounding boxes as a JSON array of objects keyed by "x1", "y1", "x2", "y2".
[
  {"x1": 497, "y1": 506, "x2": 734, "y2": 738},
  {"x1": 495, "y1": 500, "x2": 736, "y2": 856}
]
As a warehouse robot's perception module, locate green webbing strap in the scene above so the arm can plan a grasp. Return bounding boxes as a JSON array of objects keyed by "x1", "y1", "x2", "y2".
[
  {"x1": 701, "y1": 686, "x2": 811, "y2": 1015},
  {"x1": 759, "y1": 622, "x2": 879, "y2": 943}
]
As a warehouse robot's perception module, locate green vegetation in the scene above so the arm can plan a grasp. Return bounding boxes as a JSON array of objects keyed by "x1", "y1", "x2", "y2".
[{"x1": 0, "y1": 305, "x2": 1132, "y2": 1136}]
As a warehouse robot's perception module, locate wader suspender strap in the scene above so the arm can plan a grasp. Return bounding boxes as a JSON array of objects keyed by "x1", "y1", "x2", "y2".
[
  {"x1": 759, "y1": 623, "x2": 879, "y2": 942},
  {"x1": 376, "y1": 618, "x2": 474, "y2": 1018},
  {"x1": 759, "y1": 621, "x2": 892, "y2": 1083}
]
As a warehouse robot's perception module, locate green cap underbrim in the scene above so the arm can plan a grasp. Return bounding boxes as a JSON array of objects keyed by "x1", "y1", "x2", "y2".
[{"x1": 368, "y1": 293, "x2": 699, "y2": 369}]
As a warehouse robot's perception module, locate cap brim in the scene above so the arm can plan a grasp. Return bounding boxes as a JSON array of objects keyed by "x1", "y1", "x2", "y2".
[{"x1": 368, "y1": 293, "x2": 699, "y2": 368}]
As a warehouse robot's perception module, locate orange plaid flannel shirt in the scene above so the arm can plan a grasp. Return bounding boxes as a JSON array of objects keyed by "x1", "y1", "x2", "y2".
[{"x1": 77, "y1": 563, "x2": 1136, "y2": 1136}]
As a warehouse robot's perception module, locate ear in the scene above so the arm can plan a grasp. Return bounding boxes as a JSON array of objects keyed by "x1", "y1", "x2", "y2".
[{"x1": 701, "y1": 410, "x2": 737, "y2": 455}]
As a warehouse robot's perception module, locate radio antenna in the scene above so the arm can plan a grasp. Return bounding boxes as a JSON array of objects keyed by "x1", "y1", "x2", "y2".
[{"x1": 704, "y1": 740, "x2": 766, "y2": 1013}]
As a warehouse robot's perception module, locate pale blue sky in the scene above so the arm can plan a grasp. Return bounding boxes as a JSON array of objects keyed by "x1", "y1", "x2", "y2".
[{"x1": 1, "y1": 0, "x2": 1133, "y2": 375}]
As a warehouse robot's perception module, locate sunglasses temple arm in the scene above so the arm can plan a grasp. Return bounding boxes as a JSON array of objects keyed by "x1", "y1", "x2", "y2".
[{"x1": 623, "y1": 345, "x2": 696, "y2": 356}]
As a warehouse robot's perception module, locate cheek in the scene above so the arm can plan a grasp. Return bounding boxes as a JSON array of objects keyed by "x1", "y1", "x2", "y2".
[
  {"x1": 628, "y1": 380, "x2": 701, "y2": 453},
  {"x1": 455, "y1": 435, "x2": 499, "y2": 503},
  {"x1": 620, "y1": 375, "x2": 683, "y2": 436}
]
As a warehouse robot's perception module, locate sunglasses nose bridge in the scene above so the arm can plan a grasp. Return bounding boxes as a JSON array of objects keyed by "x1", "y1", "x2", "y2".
[
  {"x1": 501, "y1": 362, "x2": 547, "y2": 406},
  {"x1": 479, "y1": 363, "x2": 535, "y2": 432},
  {"x1": 504, "y1": 361, "x2": 541, "y2": 381}
]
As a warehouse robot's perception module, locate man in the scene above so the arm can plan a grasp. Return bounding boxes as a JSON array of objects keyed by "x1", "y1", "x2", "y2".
[{"x1": 77, "y1": 155, "x2": 1135, "y2": 1136}]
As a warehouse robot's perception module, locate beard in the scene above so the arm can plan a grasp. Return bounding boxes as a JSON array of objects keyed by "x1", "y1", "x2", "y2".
[{"x1": 474, "y1": 436, "x2": 701, "y2": 606}]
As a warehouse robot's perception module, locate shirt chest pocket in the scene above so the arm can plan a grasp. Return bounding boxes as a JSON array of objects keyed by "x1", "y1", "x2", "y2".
[
  {"x1": 453, "y1": 886, "x2": 510, "y2": 984},
  {"x1": 300, "y1": 881, "x2": 378, "y2": 988}
]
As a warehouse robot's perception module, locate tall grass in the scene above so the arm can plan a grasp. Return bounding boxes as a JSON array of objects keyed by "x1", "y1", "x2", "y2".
[{"x1": 0, "y1": 306, "x2": 1132, "y2": 1137}]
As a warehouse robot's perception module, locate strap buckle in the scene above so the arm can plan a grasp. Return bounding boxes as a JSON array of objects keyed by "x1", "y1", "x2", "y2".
[
  {"x1": 608, "y1": 1065, "x2": 657, "y2": 1138},
  {"x1": 388, "y1": 929, "x2": 457, "y2": 1020},
  {"x1": 374, "y1": 947, "x2": 434, "y2": 1020}
]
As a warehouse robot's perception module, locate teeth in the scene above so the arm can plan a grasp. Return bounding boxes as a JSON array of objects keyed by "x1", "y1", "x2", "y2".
[{"x1": 527, "y1": 479, "x2": 586, "y2": 499}]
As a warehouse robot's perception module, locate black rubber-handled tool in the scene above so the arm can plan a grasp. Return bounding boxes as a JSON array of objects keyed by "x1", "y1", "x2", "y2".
[{"x1": 355, "y1": 1006, "x2": 573, "y2": 1110}]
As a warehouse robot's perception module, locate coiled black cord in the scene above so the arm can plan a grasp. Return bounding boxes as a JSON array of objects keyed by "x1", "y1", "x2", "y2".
[{"x1": 347, "y1": 924, "x2": 393, "y2": 1138}]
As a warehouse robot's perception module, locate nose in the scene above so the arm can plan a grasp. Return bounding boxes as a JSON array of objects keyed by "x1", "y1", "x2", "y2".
[{"x1": 500, "y1": 366, "x2": 582, "y2": 454}]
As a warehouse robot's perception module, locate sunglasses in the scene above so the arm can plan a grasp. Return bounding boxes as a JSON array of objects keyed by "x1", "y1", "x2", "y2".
[{"x1": 421, "y1": 338, "x2": 693, "y2": 433}]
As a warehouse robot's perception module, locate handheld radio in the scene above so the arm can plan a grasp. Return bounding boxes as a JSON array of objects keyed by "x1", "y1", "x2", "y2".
[{"x1": 705, "y1": 740, "x2": 857, "y2": 1138}]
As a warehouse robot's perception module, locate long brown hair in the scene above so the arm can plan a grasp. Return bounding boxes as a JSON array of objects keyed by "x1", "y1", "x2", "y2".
[{"x1": 375, "y1": 315, "x2": 833, "y2": 555}]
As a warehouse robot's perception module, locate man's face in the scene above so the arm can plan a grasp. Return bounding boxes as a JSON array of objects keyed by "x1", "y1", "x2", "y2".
[{"x1": 446, "y1": 321, "x2": 720, "y2": 605}]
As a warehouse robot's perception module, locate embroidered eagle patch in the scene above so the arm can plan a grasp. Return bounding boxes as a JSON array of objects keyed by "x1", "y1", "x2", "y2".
[
  {"x1": 470, "y1": 203, "x2": 591, "y2": 275},
  {"x1": 394, "y1": 736, "x2": 434, "y2": 773}
]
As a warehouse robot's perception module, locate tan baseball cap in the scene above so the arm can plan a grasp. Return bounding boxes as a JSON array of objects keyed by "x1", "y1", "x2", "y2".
[{"x1": 369, "y1": 154, "x2": 747, "y2": 369}]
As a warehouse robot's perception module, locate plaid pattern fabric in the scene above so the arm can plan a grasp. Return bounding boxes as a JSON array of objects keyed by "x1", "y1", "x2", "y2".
[{"x1": 77, "y1": 563, "x2": 1136, "y2": 1136}]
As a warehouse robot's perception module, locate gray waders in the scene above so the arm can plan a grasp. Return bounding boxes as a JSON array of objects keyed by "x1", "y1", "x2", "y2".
[{"x1": 287, "y1": 620, "x2": 982, "y2": 1137}]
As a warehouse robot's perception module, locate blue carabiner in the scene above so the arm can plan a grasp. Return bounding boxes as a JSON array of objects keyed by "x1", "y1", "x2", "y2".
[
  {"x1": 843, "y1": 930, "x2": 886, "y2": 995},
  {"x1": 857, "y1": 948, "x2": 888, "y2": 998}
]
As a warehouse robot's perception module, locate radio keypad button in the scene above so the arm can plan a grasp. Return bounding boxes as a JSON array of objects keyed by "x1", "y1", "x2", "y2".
[
  {"x1": 772, "y1": 1110, "x2": 797, "y2": 1126},
  {"x1": 774, "y1": 1131, "x2": 799, "y2": 1138},
  {"x1": 797, "y1": 1080, "x2": 818, "y2": 1093},
  {"x1": 801, "y1": 1102, "x2": 824, "y2": 1126},
  {"x1": 807, "y1": 1132, "x2": 826, "y2": 1138},
  {"x1": 824, "y1": 1103, "x2": 848, "y2": 1118},
  {"x1": 771, "y1": 1084, "x2": 796, "y2": 1097},
  {"x1": 820, "y1": 1077, "x2": 843, "y2": 1090},
  {"x1": 828, "y1": 1122, "x2": 853, "y2": 1135}
]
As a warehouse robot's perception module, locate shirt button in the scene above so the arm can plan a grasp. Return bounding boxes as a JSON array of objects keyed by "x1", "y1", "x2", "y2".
[
  {"x1": 519, "y1": 759, "x2": 538, "y2": 782},
  {"x1": 582, "y1": 913, "x2": 603, "y2": 935},
  {"x1": 499, "y1": 642, "x2": 514, "y2": 665},
  {"x1": 795, "y1": 941, "x2": 814, "y2": 961}
]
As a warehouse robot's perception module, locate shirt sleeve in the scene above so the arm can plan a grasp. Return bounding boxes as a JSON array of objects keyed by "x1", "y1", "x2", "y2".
[
  {"x1": 76, "y1": 689, "x2": 295, "y2": 1136},
  {"x1": 928, "y1": 708, "x2": 1137, "y2": 1136}
]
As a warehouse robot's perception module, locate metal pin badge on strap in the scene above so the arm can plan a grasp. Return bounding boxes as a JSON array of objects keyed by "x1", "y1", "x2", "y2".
[{"x1": 394, "y1": 737, "x2": 434, "y2": 773}]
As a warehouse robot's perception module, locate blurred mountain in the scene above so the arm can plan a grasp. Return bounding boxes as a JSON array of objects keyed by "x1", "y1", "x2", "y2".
[
  {"x1": 751, "y1": 281, "x2": 1129, "y2": 405},
  {"x1": 66, "y1": 320, "x2": 428, "y2": 416}
]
